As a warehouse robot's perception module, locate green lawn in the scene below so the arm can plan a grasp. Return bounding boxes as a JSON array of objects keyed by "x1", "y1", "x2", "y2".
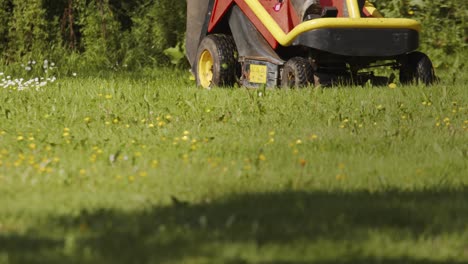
[{"x1": 0, "y1": 69, "x2": 467, "y2": 263}]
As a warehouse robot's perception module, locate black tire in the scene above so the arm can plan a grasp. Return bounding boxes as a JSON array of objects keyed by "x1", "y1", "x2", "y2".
[
  {"x1": 399, "y1": 51, "x2": 436, "y2": 86},
  {"x1": 195, "y1": 34, "x2": 239, "y2": 88},
  {"x1": 281, "y1": 57, "x2": 314, "y2": 88}
]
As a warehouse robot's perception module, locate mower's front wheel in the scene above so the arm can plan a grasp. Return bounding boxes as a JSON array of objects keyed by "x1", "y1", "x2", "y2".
[
  {"x1": 399, "y1": 51, "x2": 436, "y2": 86},
  {"x1": 281, "y1": 57, "x2": 314, "y2": 88},
  {"x1": 195, "y1": 34, "x2": 238, "y2": 88}
]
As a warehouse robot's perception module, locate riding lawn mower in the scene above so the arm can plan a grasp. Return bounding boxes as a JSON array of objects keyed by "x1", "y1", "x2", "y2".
[{"x1": 186, "y1": 0, "x2": 437, "y2": 88}]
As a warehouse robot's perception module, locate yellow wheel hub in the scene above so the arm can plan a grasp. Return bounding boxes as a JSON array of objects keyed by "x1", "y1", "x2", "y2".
[{"x1": 198, "y1": 50, "x2": 214, "y2": 88}]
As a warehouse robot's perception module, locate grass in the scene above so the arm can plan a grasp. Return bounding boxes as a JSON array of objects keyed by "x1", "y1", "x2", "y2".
[{"x1": 0, "y1": 68, "x2": 467, "y2": 264}]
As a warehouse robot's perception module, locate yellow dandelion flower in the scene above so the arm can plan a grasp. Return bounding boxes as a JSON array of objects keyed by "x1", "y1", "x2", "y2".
[
  {"x1": 269, "y1": 131, "x2": 275, "y2": 137},
  {"x1": 17, "y1": 135, "x2": 24, "y2": 141},
  {"x1": 128, "y1": 175, "x2": 135, "y2": 182},
  {"x1": 79, "y1": 169, "x2": 86, "y2": 175},
  {"x1": 139, "y1": 171, "x2": 148, "y2": 177},
  {"x1": 183, "y1": 130, "x2": 190, "y2": 135},
  {"x1": 299, "y1": 158, "x2": 306, "y2": 167},
  {"x1": 182, "y1": 135, "x2": 189, "y2": 141},
  {"x1": 309, "y1": 134, "x2": 318, "y2": 140},
  {"x1": 29, "y1": 143, "x2": 36, "y2": 150},
  {"x1": 113, "y1": 118, "x2": 119, "y2": 124},
  {"x1": 165, "y1": 114, "x2": 172, "y2": 120},
  {"x1": 388, "y1": 83, "x2": 397, "y2": 89},
  {"x1": 148, "y1": 123, "x2": 155, "y2": 128},
  {"x1": 63, "y1": 132, "x2": 70, "y2": 137},
  {"x1": 105, "y1": 121, "x2": 111, "y2": 126},
  {"x1": 336, "y1": 174, "x2": 347, "y2": 181},
  {"x1": 0, "y1": 130, "x2": 5, "y2": 136},
  {"x1": 64, "y1": 127, "x2": 70, "y2": 132},
  {"x1": 258, "y1": 154, "x2": 266, "y2": 161},
  {"x1": 151, "y1": 160, "x2": 159, "y2": 168},
  {"x1": 158, "y1": 121, "x2": 166, "y2": 127},
  {"x1": 105, "y1": 94, "x2": 112, "y2": 99},
  {"x1": 296, "y1": 139, "x2": 303, "y2": 145},
  {"x1": 84, "y1": 117, "x2": 91, "y2": 123}
]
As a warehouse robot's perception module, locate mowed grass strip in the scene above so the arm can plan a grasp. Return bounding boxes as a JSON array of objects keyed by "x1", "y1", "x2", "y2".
[{"x1": 0, "y1": 69, "x2": 467, "y2": 263}]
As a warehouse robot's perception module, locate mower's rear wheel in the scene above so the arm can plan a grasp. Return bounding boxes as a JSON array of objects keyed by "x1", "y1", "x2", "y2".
[
  {"x1": 399, "y1": 51, "x2": 436, "y2": 86},
  {"x1": 195, "y1": 34, "x2": 238, "y2": 88},
  {"x1": 281, "y1": 57, "x2": 314, "y2": 88}
]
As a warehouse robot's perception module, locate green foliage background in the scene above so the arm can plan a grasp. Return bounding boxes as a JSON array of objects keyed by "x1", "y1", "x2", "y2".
[{"x1": 0, "y1": 0, "x2": 466, "y2": 73}]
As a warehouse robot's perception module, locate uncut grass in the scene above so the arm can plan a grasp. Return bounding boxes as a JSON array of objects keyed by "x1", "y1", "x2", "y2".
[{"x1": 0, "y1": 69, "x2": 467, "y2": 263}]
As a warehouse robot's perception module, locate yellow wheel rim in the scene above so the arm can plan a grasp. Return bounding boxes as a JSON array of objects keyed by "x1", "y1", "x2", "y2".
[{"x1": 198, "y1": 50, "x2": 214, "y2": 88}]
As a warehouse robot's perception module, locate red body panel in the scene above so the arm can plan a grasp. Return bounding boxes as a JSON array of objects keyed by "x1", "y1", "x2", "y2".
[
  {"x1": 209, "y1": 0, "x2": 235, "y2": 32},
  {"x1": 207, "y1": 0, "x2": 372, "y2": 50}
]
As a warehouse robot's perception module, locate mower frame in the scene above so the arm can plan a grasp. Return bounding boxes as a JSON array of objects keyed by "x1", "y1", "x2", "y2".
[{"x1": 186, "y1": 0, "x2": 436, "y2": 88}]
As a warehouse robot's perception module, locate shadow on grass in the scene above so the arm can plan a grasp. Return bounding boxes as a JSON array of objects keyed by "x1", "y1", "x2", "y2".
[{"x1": 1, "y1": 188, "x2": 468, "y2": 264}]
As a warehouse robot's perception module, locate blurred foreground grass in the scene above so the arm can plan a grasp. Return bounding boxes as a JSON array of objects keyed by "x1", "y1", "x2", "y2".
[{"x1": 0, "y1": 69, "x2": 467, "y2": 263}]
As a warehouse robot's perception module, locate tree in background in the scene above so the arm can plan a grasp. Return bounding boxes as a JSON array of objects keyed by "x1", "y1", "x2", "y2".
[
  {"x1": 126, "y1": 0, "x2": 186, "y2": 68},
  {"x1": 0, "y1": 0, "x2": 465, "y2": 73},
  {"x1": 78, "y1": 0, "x2": 122, "y2": 69},
  {"x1": 0, "y1": 0, "x2": 12, "y2": 55},
  {"x1": 6, "y1": 0, "x2": 50, "y2": 63}
]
